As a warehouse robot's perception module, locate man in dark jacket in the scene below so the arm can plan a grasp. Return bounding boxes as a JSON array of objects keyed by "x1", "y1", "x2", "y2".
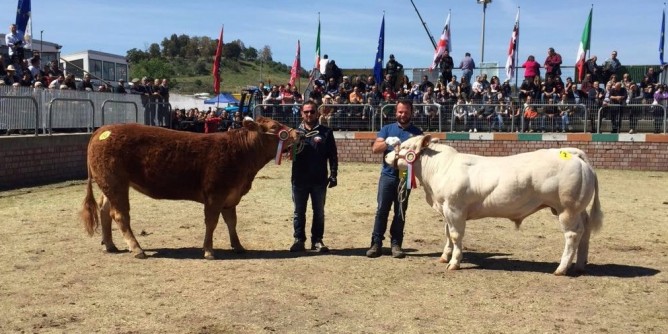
[{"x1": 290, "y1": 101, "x2": 339, "y2": 253}]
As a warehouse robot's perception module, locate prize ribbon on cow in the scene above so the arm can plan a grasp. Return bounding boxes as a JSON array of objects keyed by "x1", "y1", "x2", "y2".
[
  {"x1": 404, "y1": 150, "x2": 417, "y2": 189},
  {"x1": 275, "y1": 130, "x2": 290, "y2": 165}
]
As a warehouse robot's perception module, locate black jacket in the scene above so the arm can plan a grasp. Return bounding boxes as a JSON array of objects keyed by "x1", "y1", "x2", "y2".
[{"x1": 291, "y1": 124, "x2": 338, "y2": 186}]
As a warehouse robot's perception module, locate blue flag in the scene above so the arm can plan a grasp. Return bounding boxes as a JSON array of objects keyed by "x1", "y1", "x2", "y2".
[
  {"x1": 373, "y1": 15, "x2": 385, "y2": 86},
  {"x1": 15, "y1": 0, "x2": 32, "y2": 48},
  {"x1": 660, "y1": 9, "x2": 665, "y2": 65}
]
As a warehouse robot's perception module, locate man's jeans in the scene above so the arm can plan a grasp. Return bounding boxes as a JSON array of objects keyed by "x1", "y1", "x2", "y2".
[
  {"x1": 292, "y1": 183, "x2": 327, "y2": 243},
  {"x1": 371, "y1": 173, "x2": 410, "y2": 247}
]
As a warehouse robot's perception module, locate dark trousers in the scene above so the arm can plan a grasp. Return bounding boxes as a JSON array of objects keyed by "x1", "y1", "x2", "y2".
[
  {"x1": 292, "y1": 183, "x2": 327, "y2": 243},
  {"x1": 371, "y1": 173, "x2": 410, "y2": 247}
]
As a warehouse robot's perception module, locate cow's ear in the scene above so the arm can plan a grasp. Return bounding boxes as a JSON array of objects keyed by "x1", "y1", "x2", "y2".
[
  {"x1": 420, "y1": 135, "x2": 432, "y2": 148},
  {"x1": 243, "y1": 117, "x2": 258, "y2": 131}
]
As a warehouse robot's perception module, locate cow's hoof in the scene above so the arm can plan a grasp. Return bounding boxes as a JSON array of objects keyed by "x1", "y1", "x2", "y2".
[
  {"x1": 446, "y1": 263, "x2": 461, "y2": 271},
  {"x1": 104, "y1": 244, "x2": 119, "y2": 253},
  {"x1": 437, "y1": 257, "x2": 448, "y2": 263},
  {"x1": 204, "y1": 254, "x2": 216, "y2": 260},
  {"x1": 553, "y1": 269, "x2": 568, "y2": 276},
  {"x1": 134, "y1": 252, "x2": 148, "y2": 259},
  {"x1": 232, "y1": 246, "x2": 246, "y2": 254}
]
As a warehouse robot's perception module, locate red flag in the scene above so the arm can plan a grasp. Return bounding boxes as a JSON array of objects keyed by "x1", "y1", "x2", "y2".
[
  {"x1": 289, "y1": 40, "x2": 300, "y2": 87},
  {"x1": 505, "y1": 10, "x2": 519, "y2": 80},
  {"x1": 212, "y1": 26, "x2": 223, "y2": 95},
  {"x1": 429, "y1": 12, "x2": 451, "y2": 70}
]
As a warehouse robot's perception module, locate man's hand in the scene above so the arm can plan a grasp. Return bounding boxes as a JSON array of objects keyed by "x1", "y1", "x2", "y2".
[
  {"x1": 327, "y1": 176, "x2": 337, "y2": 188},
  {"x1": 384, "y1": 137, "x2": 401, "y2": 147}
]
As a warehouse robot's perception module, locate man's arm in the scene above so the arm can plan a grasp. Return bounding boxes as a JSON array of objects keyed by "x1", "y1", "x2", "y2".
[{"x1": 372, "y1": 137, "x2": 388, "y2": 154}]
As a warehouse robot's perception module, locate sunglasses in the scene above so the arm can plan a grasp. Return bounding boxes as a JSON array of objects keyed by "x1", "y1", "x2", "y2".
[{"x1": 303, "y1": 110, "x2": 317, "y2": 114}]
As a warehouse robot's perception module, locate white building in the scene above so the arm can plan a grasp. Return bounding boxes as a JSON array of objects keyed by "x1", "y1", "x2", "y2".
[{"x1": 60, "y1": 50, "x2": 128, "y2": 83}]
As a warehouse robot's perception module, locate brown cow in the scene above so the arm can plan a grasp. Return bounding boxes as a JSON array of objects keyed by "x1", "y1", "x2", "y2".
[{"x1": 80, "y1": 117, "x2": 302, "y2": 259}]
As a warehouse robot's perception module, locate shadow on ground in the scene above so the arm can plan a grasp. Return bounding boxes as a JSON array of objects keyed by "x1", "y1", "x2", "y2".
[{"x1": 144, "y1": 247, "x2": 659, "y2": 278}]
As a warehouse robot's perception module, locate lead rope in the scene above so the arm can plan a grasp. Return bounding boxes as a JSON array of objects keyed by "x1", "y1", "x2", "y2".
[{"x1": 398, "y1": 170, "x2": 409, "y2": 221}]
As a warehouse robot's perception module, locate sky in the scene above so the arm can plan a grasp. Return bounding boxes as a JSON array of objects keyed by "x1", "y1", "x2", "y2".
[{"x1": 2, "y1": 0, "x2": 665, "y2": 72}]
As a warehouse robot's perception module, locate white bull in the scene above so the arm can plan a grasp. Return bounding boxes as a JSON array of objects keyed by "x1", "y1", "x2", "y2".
[{"x1": 385, "y1": 135, "x2": 603, "y2": 275}]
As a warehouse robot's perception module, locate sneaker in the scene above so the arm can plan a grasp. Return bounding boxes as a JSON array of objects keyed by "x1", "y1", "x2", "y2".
[
  {"x1": 289, "y1": 239, "x2": 305, "y2": 252},
  {"x1": 366, "y1": 243, "x2": 382, "y2": 258},
  {"x1": 311, "y1": 241, "x2": 329, "y2": 253},
  {"x1": 391, "y1": 245, "x2": 406, "y2": 258}
]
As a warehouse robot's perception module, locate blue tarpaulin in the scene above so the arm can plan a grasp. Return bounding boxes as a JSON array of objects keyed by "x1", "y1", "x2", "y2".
[{"x1": 203, "y1": 93, "x2": 239, "y2": 105}]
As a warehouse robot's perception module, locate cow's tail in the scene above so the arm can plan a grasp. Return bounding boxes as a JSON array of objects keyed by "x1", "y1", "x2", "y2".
[
  {"x1": 588, "y1": 172, "x2": 603, "y2": 233},
  {"x1": 80, "y1": 164, "x2": 100, "y2": 237}
]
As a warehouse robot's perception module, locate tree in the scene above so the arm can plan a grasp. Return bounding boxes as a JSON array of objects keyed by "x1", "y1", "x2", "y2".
[
  {"x1": 259, "y1": 45, "x2": 273, "y2": 62},
  {"x1": 223, "y1": 42, "x2": 242, "y2": 60},
  {"x1": 148, "y1": 43, "x2": 161, "y2": 58},
  {"x1": 244, "y1": 47, "x2": 258, "y2": 61},
  {"x1": 126, "y1": 48, "x2": 148, "y2": 64}
]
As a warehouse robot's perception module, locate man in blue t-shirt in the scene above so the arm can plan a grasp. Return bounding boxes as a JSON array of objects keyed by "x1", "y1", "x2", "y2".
[{"x1": 367, "y1": 100, "x2": 423, "y2": 258}]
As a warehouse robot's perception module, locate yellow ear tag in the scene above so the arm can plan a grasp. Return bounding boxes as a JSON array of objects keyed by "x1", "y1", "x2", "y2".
[
  {"x1": 99, "y1": 130, "x2": 111, "y2": 141},
  {"x1": 559, "y1": 150, "x2": 572, "y2": 160}
]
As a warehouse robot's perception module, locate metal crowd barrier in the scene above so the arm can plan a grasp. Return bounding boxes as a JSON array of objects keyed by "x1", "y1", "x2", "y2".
[
  {"x1": 0, "y1": 95, "x2": 39, "y2": 135},
  {"x1": 596, "y1": 104, "x2": 667, "y2": 134},
  {"x1": 0, "y1": 86, "x2": 150, "y2": 135},
  {"x1": 252, "y1": 103, "x2": 302, "y2": 128},
  {"x1": 459, "y1": 102, "x2": 590, "y2": 133},
  {"x1": 144, "y1": 101, "x2": 173, "y2": 128}
]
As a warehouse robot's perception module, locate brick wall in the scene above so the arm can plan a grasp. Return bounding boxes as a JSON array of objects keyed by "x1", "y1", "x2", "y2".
[
  {"x1": 0, "y1": 134, "x2": 89, "y2": 190},
  {"x1": 1, "y1": 132, "x2": 666, "y2": 191}
]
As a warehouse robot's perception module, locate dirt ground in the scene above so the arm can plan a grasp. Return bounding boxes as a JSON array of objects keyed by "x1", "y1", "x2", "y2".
[{"x1": 0, "y1": 162, "x2": 667, "y2": 333}]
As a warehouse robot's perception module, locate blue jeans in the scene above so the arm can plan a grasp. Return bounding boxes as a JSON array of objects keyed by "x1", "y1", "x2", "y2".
[
  {"x1": 292, "y1": 183, "x2": 327, "y2": 243},
  {"x1": 371, "y1": 173, "x2": 410, "y2": 247}
]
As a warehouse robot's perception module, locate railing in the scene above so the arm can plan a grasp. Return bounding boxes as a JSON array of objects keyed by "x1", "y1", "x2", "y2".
[
  {"x1": 0, "y1": 95, "x2": 39, "y2": 135},
  {"x1": 101, "y1": 100, "x2": 140, "y2": 125},
  {"x1": 48, "y1": 98, "x2": 95, "y2": 134},
  {"x1": 596, "y1": 104, "x2": 667, "y2": 134}
]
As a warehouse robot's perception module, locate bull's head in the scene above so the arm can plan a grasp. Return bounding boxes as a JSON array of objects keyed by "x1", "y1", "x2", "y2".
[
  {"x1": 243, "y1": 116, "x2": 302, "y2": 151},
  {"x1": 384, "y1": 135, "x2": 435, "y2": 170}
]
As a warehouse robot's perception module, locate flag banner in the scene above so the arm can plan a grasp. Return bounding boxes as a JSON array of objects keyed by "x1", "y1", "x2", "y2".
[
  {"x1": 505, "y1": 10, "x2": 519, "y2": 80},
  {"x1": 15, "y1": 0, "x2": 32, "y2": 48},
  {"x1": 212, "y1": 26, "x2": 223, "y2": 95},
  {"x1": 314, "y1": 18, "x2": 321, "y2": 70},
  {"x1": 373, "y1": 15, "x2": 385, "y2": 86},
  {"x1": 290, "y1": 40, "x2": 301, "y2": 86},
  {"x1": 429, "y1": 12, "x2": 451, "y2": 70},
  {"x1": 660, "y1": 9, "x2": 665, "y2": 65},
  {"x1": 575, "y1": 9, "x2": 592, "y2": 81}
]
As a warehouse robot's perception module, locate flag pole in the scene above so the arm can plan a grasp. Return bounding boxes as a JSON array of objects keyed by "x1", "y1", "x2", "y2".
[
  {"x1": 587, "y1": 4, "x2": 593, "y2": 62},
  {"x1": 514, "y1": 7, "x2": 520, "y2": 96}
]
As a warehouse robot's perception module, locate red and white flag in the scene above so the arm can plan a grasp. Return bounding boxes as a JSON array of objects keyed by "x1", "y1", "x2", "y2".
[
  {"x1": 429, "y1": 12, "x2": 451, "y2": 70},
  {"x1": 505, "y1": 10, "x2": 519, "y2": 80},
  {"x1": 289, "y1": 40, "x2": 300, "y2": 87}
]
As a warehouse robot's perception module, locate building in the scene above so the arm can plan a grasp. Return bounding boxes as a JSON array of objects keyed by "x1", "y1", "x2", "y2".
[{"x1": 60, "y1": 50, "x2": 128, "y2": 84}]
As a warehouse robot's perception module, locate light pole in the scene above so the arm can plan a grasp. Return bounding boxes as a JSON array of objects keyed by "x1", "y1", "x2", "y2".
[
  {"x1": 40, "y1": 30, "x2": 43, "y2": 55},
  {"x1": 477, "y1": 0, "x2": 492, "y2": 63}
]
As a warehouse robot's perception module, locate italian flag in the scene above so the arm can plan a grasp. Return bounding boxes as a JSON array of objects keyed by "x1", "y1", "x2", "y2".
[
  {"x1": 576, "y1": 9, "x2": 592, "y2": 81},
  {"x1": 314, "y1": 18, "x2": 321, "y2": 70}
]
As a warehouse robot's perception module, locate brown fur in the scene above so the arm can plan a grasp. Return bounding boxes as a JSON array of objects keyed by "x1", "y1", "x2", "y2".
[{"x1": 79, "y1": 117, "x2": 299, "y2": 259}]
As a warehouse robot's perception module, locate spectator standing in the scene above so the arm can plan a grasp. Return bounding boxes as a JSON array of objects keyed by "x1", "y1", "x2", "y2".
[
  {"x1": 5, "y1": 24, "x2": 25, "y2": 65},
  {"x1": 290, "y1": 101, "x2": 338, "y2": 253},
  {"x1": 544, "y1": 47, "x2": 562, "y2": 78},
  {"x1": 78, "y1": 73, "x2": 94, "y2": 91},
  {"x1": 458, "y1": 52, "x2": 476, "y2": 84},
  {"x1": 585, "y1": 56, "x2": 602, "y2": 82},
  {"x1": 319, "y1": 54, "x2": 330, "y2": 80},
  {"x1": 115, "y1": 79, "x2": 127, "y2": 93},
  {"x1": 605, "y1": 82, "x2": 627, "y2": 133},
  {"x1": 602, "y1": 51, "x2": 622, "y2": 83},
  {"x1": 385, "y1": 54, "x2": 404, "y2": 90},
  {"x1": 439, "y1": 49, "x2": 455, "y2": 84},
  {"x1": 156, "y1": 79, "x2": 170, "y2": 127},
  {"x1": 367, "y1": 100, "x2": 423, "y2": 259},
  {"x1": 521, "y1": 55, "x2": 541, "y2": 83}
]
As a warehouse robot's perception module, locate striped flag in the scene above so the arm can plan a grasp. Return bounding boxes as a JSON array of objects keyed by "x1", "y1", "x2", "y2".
[
  {"x1": 576, "y1": 9, "x2": 592, "y2": 81},
  {"x1": 289, "y1": 40, "x2": 300, "y2": 87},
  {"x1": 314, "y1": 18, "x2": 321, "y2": 70},
  {"x1": 429, "y1": 12, "x2": 451, "y2": 70},
  {"x1": 505, "y1": 9, "x2": 519, "y2": 80}
]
